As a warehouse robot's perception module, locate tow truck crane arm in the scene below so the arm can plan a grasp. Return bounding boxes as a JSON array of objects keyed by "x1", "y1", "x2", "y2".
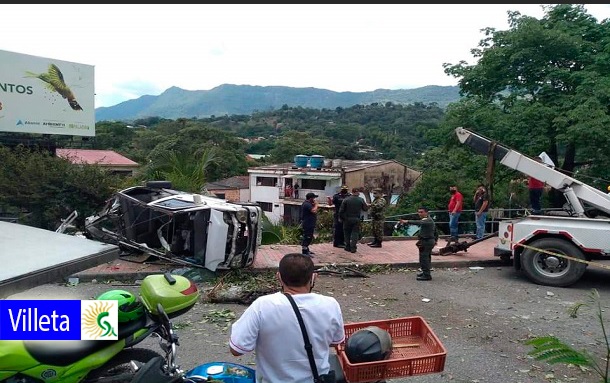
[{"x1": 455, "y1": 127, "x2": 610, "y2": 217}]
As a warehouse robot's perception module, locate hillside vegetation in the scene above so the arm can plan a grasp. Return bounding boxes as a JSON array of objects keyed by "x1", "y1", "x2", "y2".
[
  {"x1": 94, "y1": 84, "x2": 461, "y2": 122},
  {"x1": 2, "y1": 4, "x2": 610, "y2": 231}
]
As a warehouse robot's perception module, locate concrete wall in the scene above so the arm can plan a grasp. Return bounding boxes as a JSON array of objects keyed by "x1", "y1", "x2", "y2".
[
  {"x1": 249, "y1": 174, "x2": 282, "y2": 223},
  {"x1": 240, "y1": 188, "x2": 250, "y2": 202},
  {"x1": 208, "y1": 188, "x2": 250, "y2": 203},
  {"x1": 344, "y1": 162, "x2": 420, "y2": 195}
]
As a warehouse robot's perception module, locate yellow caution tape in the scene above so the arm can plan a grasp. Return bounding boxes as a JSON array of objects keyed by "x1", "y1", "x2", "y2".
[{"x1": 511, "y1": 241, "x2": 610, "y2": 271}]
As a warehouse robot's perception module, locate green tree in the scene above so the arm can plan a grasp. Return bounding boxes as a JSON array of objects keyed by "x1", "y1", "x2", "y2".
[
  {"x1": 93, "y1": 121, "x2": 137, "y2": 152},
  {"x1": 268, "y1": 130, "x2": 330, "y2": 163},
  {"x1": 0, "y1": 146, "x2": 122, "y2": 230},
  {"x1": 140, "y1": 148, "x2": 218, "y2": 193},
  {"x1": 443, "y1": 4, "x2": 610, "y2": 205},
  {"x1": 131, "y1": 124, "x2": 249, "y2": 182}
]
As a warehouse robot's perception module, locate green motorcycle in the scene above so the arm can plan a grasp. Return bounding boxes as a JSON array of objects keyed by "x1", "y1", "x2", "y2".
[{"x1": 0, "y1": 272, "x2": 200, "y2": 383}]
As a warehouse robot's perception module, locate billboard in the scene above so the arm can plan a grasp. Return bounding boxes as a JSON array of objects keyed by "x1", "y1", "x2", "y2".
[{"x1": 0, "y1": 49, "x2": 95, "y2": 136}]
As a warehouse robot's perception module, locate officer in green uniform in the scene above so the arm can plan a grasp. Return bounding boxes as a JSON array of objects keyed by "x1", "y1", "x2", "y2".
[
  {"x1": 368, "y1": 188, "x2": 387, "y2": 248},
  {"x1": 400, "y1": 206, "x2": 438, "y2": 281},
  {"x1": 339, "y1": 187, "x2": 369, "y2": 253}
]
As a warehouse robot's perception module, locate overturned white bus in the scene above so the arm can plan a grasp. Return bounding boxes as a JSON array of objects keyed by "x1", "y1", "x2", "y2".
[{"x1": 84, "y1": 181, "x2": 263, "y2": 271}]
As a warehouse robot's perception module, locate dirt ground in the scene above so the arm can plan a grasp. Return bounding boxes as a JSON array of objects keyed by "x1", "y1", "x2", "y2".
[{"x1": 9, "y1": 264, "x2": 610, "y2": 383}]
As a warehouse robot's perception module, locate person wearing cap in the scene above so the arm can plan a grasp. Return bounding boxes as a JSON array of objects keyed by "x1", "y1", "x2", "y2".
[
  {"x1": 330, "y1": 185, "x2": 350, "y2": 248},
  {"x1": 300, "y1": 192, "x2": 319, "y2": 257},
  {"x1": 400, "y1": 206, "x2": 438, "y2": 281},
  {"x1": 368, "y1": 188, "x2": 387, "y2": 248}
]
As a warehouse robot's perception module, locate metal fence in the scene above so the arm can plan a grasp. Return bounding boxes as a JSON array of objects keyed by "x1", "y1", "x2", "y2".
[{"x1": 381, "y1": 207, "x2": 563, "y2": 238}]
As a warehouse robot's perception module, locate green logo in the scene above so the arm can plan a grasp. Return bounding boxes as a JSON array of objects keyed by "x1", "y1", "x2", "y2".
[{"x1": 82, "y1": 301, "x2": 117, "y2": 339}]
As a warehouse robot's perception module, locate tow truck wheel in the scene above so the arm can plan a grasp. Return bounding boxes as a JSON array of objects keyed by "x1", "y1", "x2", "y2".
[{"x1": 520, "y1": 238, "x2": 587, "y2": 287}]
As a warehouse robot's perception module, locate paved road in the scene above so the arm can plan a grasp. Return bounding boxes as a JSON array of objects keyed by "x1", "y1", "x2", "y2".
[
  {"x1": 8, "y1": 264, "x2": 610, "y2": 383},
  {"x1": 73, "y1": 236, "x2": 501, "y2": 282}
]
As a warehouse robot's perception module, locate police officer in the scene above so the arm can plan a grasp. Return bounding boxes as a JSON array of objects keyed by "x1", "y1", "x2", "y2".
[
  {"x1": 330, "y1": 185, "x2": 350, "y2": 248},
  {"x1": 300, "y1": 192, "x2": 319, "y2": 257},
  {"x1": 400, "y1": 206, "x2": 438, "y2": 281},
  {"x1": 339, "y1": 188, "x2": 369, "y2": 253},
  {"x1": 368, "y1": 188, "x2": 387, "y2": 248}
]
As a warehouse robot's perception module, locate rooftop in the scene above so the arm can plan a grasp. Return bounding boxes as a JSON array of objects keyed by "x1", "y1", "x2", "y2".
[
  {"x1": 204, "y1": 175, "x2": 250, "y2": 190},
  {"x1": 248, "y1": 159, "x2": 403, "y2": 173},
  {"x1": 56, "y1": 149, "x2": 139, "y2": 167}
]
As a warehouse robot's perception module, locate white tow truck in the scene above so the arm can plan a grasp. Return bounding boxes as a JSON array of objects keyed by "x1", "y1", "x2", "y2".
[{"x1": 455, "y1": 127, "x2": 610, "y2": 287}]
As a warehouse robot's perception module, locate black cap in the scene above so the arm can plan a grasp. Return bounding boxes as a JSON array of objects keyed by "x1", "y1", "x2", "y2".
[{"x1": 306, "y1": 192, "x2": 318, "y2": 199}]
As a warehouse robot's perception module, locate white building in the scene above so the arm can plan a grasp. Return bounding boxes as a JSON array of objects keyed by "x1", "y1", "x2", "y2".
[{"x1": 248, "y1": 157, "x2": 421, "y2": 224}]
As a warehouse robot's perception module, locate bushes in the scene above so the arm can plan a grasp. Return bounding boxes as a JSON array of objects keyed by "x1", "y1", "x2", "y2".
[
  {"x1": 260, "y1": 209, "x2": 335, "y2": 245},
  {"x1": 0, "y1": 146, "x2": 124, "y2": 230}
]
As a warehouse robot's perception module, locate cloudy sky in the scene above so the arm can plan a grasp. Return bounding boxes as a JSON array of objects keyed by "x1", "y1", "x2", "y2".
[{"x1": 3, "y1": 4, "x2": 610, "y2": 108}]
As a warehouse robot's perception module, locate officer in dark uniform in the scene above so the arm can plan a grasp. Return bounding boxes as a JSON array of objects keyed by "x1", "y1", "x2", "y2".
[
  {"x1": 330, "y1": 185, "x2": 350, "y2": 248},
  {"x1": 300, "y1": 192, "x2": 319, "y2": 257},
  {"x1": 400, "y1": 206, "x2": 438, "y2": 281}
]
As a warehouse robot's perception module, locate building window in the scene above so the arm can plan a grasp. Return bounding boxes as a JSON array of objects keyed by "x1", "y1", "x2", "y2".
[
  {"x1": 256, "y1": 176, "x2": 278, "y2": 187},
  {"x1": 257, "y1": 201, "x2": 273, "y2": 212},
  {"x1": 214, "y1": 193, "x2": 226, "y2": 199},
  {"x1": 301, "y1": 179, "x2": 326, "y2": 190}
]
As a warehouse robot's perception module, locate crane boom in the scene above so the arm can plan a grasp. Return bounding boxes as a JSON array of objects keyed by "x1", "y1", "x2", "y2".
[{"x1": 455, "y1": 127, "x2": 610, "y2": 217}]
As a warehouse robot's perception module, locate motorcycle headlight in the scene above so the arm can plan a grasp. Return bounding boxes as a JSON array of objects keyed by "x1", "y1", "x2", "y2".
[{"x1": 236, "y1": 209, "x2": 248, "y2": 223}]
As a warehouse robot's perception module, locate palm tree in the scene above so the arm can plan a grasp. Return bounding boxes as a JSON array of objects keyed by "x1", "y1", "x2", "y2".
[{"x1": 143, "y1": 148, "x2": 218, "y2": 193}]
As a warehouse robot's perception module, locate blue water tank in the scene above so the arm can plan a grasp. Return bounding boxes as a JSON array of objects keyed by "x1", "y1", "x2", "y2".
[
  {"x1": 310, "y1": 155, "x2": 325, "y2": 168},
  {"x1": 294, "y1": 154, "x2": 308, "y2": 168}
]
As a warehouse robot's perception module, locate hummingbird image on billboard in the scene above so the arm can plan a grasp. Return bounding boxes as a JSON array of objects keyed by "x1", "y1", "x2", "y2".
[{"x1": 25, "y1": 63, "x2": 83, "y2": 111}]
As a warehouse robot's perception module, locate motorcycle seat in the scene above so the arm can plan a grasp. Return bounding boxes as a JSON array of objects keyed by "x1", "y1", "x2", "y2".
[{"x1": 23, "y1": 315, "x2": 147, "y2": 366}]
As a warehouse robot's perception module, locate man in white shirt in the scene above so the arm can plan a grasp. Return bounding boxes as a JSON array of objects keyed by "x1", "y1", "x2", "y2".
[{"x1": 229, "y1": 253, "x2": 345, "y2": 383}]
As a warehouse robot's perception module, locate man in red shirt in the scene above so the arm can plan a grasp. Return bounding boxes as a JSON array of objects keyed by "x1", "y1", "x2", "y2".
[
  {"x1": 447, "y1": 184, "x2": 463, "y2": 243},
  {"x1": 528, "y1": 176, "x2": 545, "y2": 214},
  {"x1": 527, "y1": 156, "x2": 546, "y2": 215}
]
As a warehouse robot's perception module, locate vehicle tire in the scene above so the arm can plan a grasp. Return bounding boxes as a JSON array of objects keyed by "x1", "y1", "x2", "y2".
[
  {"x1": 83, "y1": 348, "x2": 162, "y2": 383},
  {"x1": 520, "y1": 238, "x2": 587, "y2": 287}
]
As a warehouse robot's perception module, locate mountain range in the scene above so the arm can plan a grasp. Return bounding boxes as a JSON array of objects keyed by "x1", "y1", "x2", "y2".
[{"x1": 94, "y1": 84, "x2": 462, "y2": 122}]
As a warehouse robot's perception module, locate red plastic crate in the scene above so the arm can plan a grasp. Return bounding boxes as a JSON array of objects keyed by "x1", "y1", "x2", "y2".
[{"x1": 335, "y1": 316, "x2": 446, "y2": 383}]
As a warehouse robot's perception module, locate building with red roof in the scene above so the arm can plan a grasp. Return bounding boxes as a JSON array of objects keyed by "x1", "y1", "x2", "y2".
[{"x1": 56, "y1": 149, "x2": 139, "y2": 176}]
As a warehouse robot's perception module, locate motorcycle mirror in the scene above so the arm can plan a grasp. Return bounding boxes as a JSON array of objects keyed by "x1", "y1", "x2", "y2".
[{"x1": 157, "y1": 303, "x2": 171, "y2": 329}]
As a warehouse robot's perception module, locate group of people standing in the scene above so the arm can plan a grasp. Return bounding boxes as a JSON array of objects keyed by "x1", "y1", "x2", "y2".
[
  {"x1": 300, "y1": 186, "x2": 387, "y2": 256},
  {"x1": 227, "y1": 157, "x2": 555, "y2": 383},
  {"x1": 335, "y1": 187, "x2": 387, "y2": 253},
  {"x1": 285, "y1": 183, "x2": 300, "y2": 198},
  {"x1": 450, "y1": 170, "x2": 545, "y2": 245},
  {"x1": 446, "y1": 183, "x2": 490, "y2": 243},
  {"x1": 299, "y1": 173, "x2": 539, "y2": 280}
]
